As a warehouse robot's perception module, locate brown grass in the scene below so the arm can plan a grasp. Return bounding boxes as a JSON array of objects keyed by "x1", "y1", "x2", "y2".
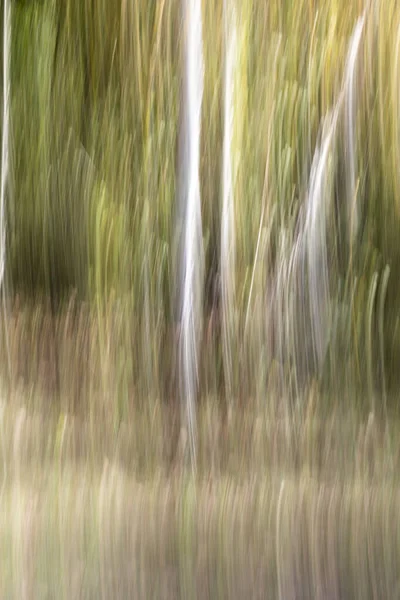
[{"x1": 0, "y1": 300, "x2": 399, "y2": 596}]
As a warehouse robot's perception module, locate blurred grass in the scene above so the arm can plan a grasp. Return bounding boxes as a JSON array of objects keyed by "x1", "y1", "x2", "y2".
[
  {"x1": 4, "y1": 464, "x2": 400, "y2": 598},
  {"x1": 0, "y1": 399, "x2": 400, "y2": 598},
  {"x1": 2, "y1": 2, "x2": 400, "y2": 595}
]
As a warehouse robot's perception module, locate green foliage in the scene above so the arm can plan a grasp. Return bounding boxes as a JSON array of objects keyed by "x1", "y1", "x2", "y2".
[{"x1": 3, "y1": 0, "x2": 400, "y2": 407}]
